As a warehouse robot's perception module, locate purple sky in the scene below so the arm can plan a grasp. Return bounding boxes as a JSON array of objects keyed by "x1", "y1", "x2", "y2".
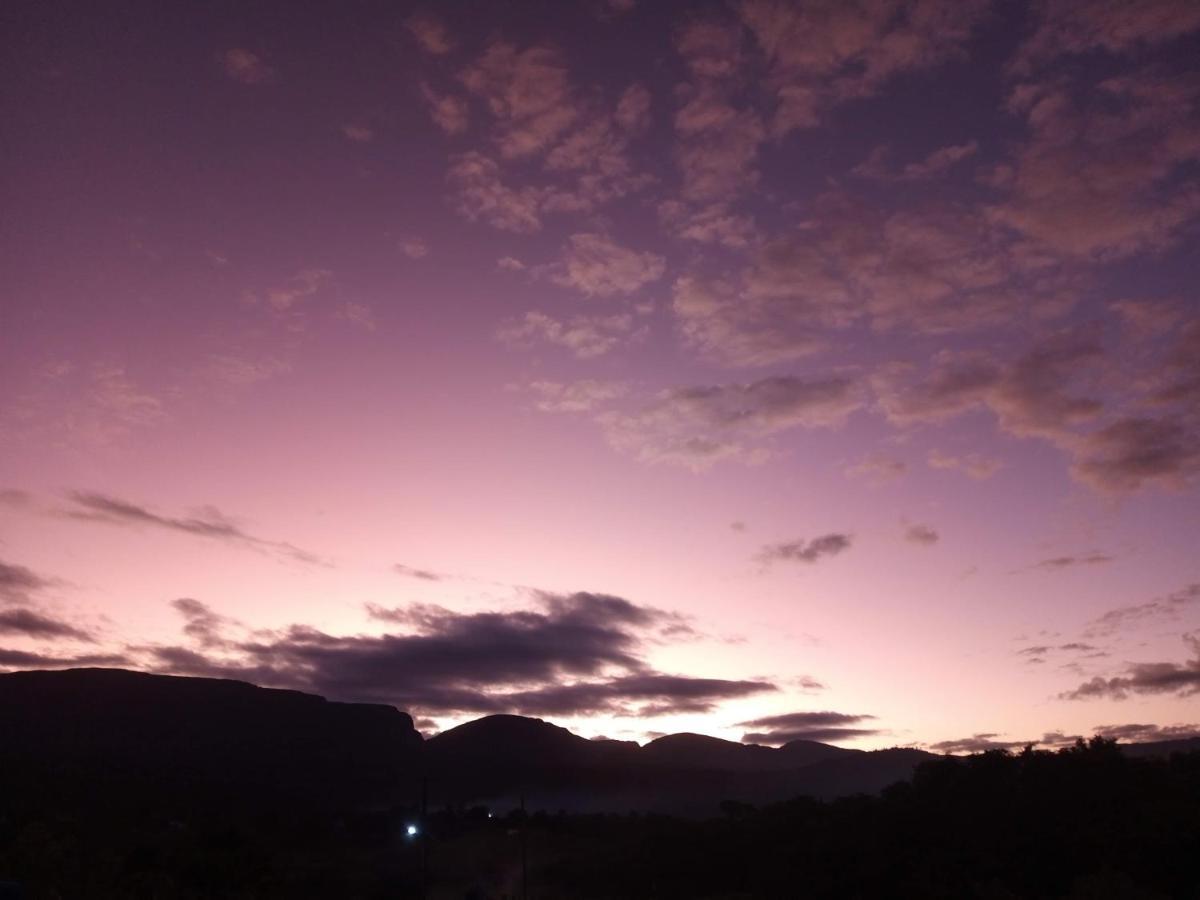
[{"x1": 2, "y1": 0, "x2": 1199, "y2": 751}]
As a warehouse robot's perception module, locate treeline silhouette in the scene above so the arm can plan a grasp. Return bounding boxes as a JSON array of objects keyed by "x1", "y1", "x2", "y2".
[{"x1": 3, "y1": 737, "x2": 1198, "y2": 897}]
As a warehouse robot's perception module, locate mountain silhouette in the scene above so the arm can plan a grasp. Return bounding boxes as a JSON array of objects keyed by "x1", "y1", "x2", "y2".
[{"x1": 4, "y1": 667, "x2": 1192, "y2": 819}]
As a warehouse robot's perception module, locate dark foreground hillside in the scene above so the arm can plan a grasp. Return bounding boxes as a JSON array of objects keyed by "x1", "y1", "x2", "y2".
[{"x1": 2, "y1": 669, "x2": 1198, "y2": 898}]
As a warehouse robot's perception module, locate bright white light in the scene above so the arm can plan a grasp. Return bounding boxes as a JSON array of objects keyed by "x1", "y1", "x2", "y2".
[{"x1": 406, "y1": 824, "x2": 419, "y2": 836}]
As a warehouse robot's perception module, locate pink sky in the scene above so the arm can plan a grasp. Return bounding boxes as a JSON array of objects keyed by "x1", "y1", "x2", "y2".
[{"x1": 2, "y1": 0, "x2": 1199, "y2": 752}]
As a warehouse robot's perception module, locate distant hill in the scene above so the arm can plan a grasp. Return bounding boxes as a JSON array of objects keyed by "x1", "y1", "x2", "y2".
[
  {"x1": 14, "y1": 667, "x2": 1186, "y2": 818},
  {"x1": 0, "y1": 667, "x2": 423, "y2": 815},
  {"x1": 641, "y1": 732, "x2": 855, "y2": 772}
]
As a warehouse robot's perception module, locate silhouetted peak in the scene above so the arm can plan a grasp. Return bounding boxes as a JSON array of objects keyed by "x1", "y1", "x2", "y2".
[{"x1": 777, "y1": 738, "x2": 861, "y2": 765}]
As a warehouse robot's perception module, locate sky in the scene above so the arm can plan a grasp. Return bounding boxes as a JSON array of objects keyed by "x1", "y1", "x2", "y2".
[{"x1": 2, "y1": 0, "x2": 1199, "y2": 752}]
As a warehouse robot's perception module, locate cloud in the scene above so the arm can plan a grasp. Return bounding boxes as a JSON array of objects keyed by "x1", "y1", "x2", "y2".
[
  {"x1": 527, "y1": 380, "x2": 628, "y2": 414},
  {"x1": 879, "y1": 332, "x2": 1200, "y2": 493},
  {"x1": 448, "y1": 152, "x2": 543, "y2": 232},
  {"x1": 0, "y1": 608, "x2": 92, "y2": 642},
  {"x1": 460, "y1": 42, "x2": 576, "y2": 158},
  {"x1": 1091, "y1": 722, "x2": 1200, "y2": 743},
  {"x1": 221, "y1": 49, "x2": 275, "y2": 85},
  {"x1": 1032, "y1": 553, "x2": 1113, "y2": 570},
  {"x1": 904, "y1": 523, "x2": 939, "y2": 545},
  {"x1": 0, "y1": 559, "x2": 53, "y2": 606},
  {"x1": 878, "y1": 332, "x2": 1104, "y2": 441},
  {"x1": 492, "y1": 673, "x2": 775, "y2": 718},
  {"x1": 406, "y1": 12, "x2": 453, "y2": 54},
  {"x1": 1063, "y1": 633, "x2": 1200, "y2": 700},
  {"x1": 1015, "y1": 0, "x2": 1200, "y2": 71},
  {"x1": 598, "y1": 375, "x2": 862, "y2": 468},
  {"x1": 339, "y1": 302, "x2": 376, "y2": 331},
  {"x1": 203, "y1": 355, "x2": 291, "y2": 387},
  {"x1": 738, "y1": 0, "x2": 989, "y2": 135},
  {"x1": 927, "y1": 449, "x2": 1004, "y2": 479},
  {"x1": 1085, "y1": 584, "x2": 1200, "y2": 637},
  {"x1": 171, "y1": 597, "x2": 236, "y2": 648},
  {"x1": 243, "y1": 269, "x2": 333, "y2": 318},
  {"x1": 928, "y1": 733, "x2": 1030, "y2": 754},
  {"x1": 673, "y1": 200, "x2": 1074, "y2": 367},
  {"x1": 930, "y1": 721, "x2": 1200, "y2": 754},
  {"x1": 551, "y1": 233, "x2": 665, "y2": 297},
  {"x1": 756, "y1": 533, "x2": 853, "y2": 566},
  {"x1": 63, "y1": 492, "x2": 325, "y2": 566},
  {"x1": 341, "y1": 123, "x2": 373, "y2": 143},
  {"x1": 144, "y1": 591, "x2": 773, "y2": 718},
  {"x1": 399, "y1": 236, "x2": 429, "y2": 259},
  {"x1": 1070, "y1": 416, "x2": 1200, "y2": 493},
  {"x1": 845, "y1": 455, "x2": 907, "y2": 485},
  {"x1": 615, "y1": 83, "x2": 651, "y2": 133},
  {"x1": 390, "y1": 565, "x2": 443, "y2": 582},
  {"x1": 989, "y1": 71, "x2": 1200, "y2": 260},
  {"x1": 421, "y1": 83, "x2": 470, "y2": 135},
  {"x1": 497, "y1": 310, "x2": 641, "y2": 358},
  {"x1": 0, "y1": 489, "x2": 33, "y2": 508},
  {"x1": 738, "y1": 710, "x2": 879, "y2": 745},
  {"x1": 659, "y1": 201, "x2": 759, "y2": 249},
  {"x1": 1016, "y1": 642, "x2": 1103, "y2": 665},
  {"x1": 854, "y1": 141, "x2": 979, "y2": 181}
]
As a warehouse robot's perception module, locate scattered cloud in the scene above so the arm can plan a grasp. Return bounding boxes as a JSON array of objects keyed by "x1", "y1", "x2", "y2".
[
  {"x1": 739, "y1": 710, "x2": 879, "y2": 745},
  {"x1": 421, "y1": 83, "x2": 470, "y2": 135},
  {"x1": 877, "y1": 333, "x2": 1105, "y2": 444},
  {"x1": 928, "y1": 733, "x2": 1031, "y2": 754},
  {"x1": 551, "y1": 233, "x2": 665, "y2": 297},
  {"x1": 1091, "y1": 722, "x2": 1200, "y2": 743},
  {"x1": 854, "y1": 141, "x2": 979, "y2": 181},
  {"x1": 845, "y1": 455, "x2": 907, "y2": 485},
  {"x1": 598, "y1": 375, "x2": 862, "y2": 469},
  {"x1": 0, "y1": 608, "x2": 92, "y2": 642},
  {"x1": 990, "y1": 70, "x2": 1200, "y2": 260},
  {"x1": 1032, "y1": 553, "x2": 1113, "y2": 570},
  {"x1": 399, "y1": 236, "x2": 429, "y2": 259},
  {"x1": 448, "y1": 152, "x2": 543, "y2": 232},
  {"x1": 171, "y1": 598, "x2": 236, "y2": 649},
  {"x1": 62, "y1": 492, "x2": 325, "y2": 566},
  {"x1": 141, "y1": 591, "x2": 773, "y2": 718},
  {"x1": 1063, "y1": 632, "x2": 1200, "y2": 700},
  {"x1": 406, "y1": 12, "x2": 454, "y2": 55},
  {"x1": 339, "y1": 301, "x2": 376, "y2": 331},
  {"x1": 1014, "y1": 0, "x2": 1200, "y2": 71},
  {"x1": 1085, "y1": 584, "x2": 1200, "y2": 637},
  {"x1": 1070, "y1": 416, "x2": 1200, "y2": 493},
  {"x1": 341, "y1": 123, "x2": 373, "y2": 143},
  {"x1": 756, "y1": 533, "x2": 853, "y2": 566},
  {"x1": 927, "y1": 449, "x2": 1004, "y2": 479},
  {"x1": 528, "y1": 380, "x2": 628, "y2": 414},
  {"x1": 390, "y1": 565, "x2": 444, "y2": 582},
  {"x1": 498, "y1": 310, "x2": 641, "y2": 358},
  {"x1": 0, "y1": 559, "x2": 54, "y2": 606},
  {"x1": 904, "y1": 523, "x2": 939, "y2": 545},
  {"x1": 221, "y1": 49, "x2": 275, "y2": 85},
  {"x1": 460, "y1": 42, "x2": 576, "y2": 159}
]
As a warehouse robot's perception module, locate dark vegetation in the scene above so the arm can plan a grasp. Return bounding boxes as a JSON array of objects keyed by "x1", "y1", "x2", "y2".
[{"x1": 1, "y1": 669, "x2": 1198, "y2": 898}]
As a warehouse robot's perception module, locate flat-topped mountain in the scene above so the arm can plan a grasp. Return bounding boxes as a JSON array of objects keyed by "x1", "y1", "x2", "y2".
[{"x1": 0, "y1": 667, "x2": 425, "y2": 814}]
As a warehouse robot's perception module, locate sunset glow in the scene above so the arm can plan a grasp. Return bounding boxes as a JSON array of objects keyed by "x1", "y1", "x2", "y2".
[{"x1": 3, "y1": 0, "x2": 1199, "y2": 755}]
